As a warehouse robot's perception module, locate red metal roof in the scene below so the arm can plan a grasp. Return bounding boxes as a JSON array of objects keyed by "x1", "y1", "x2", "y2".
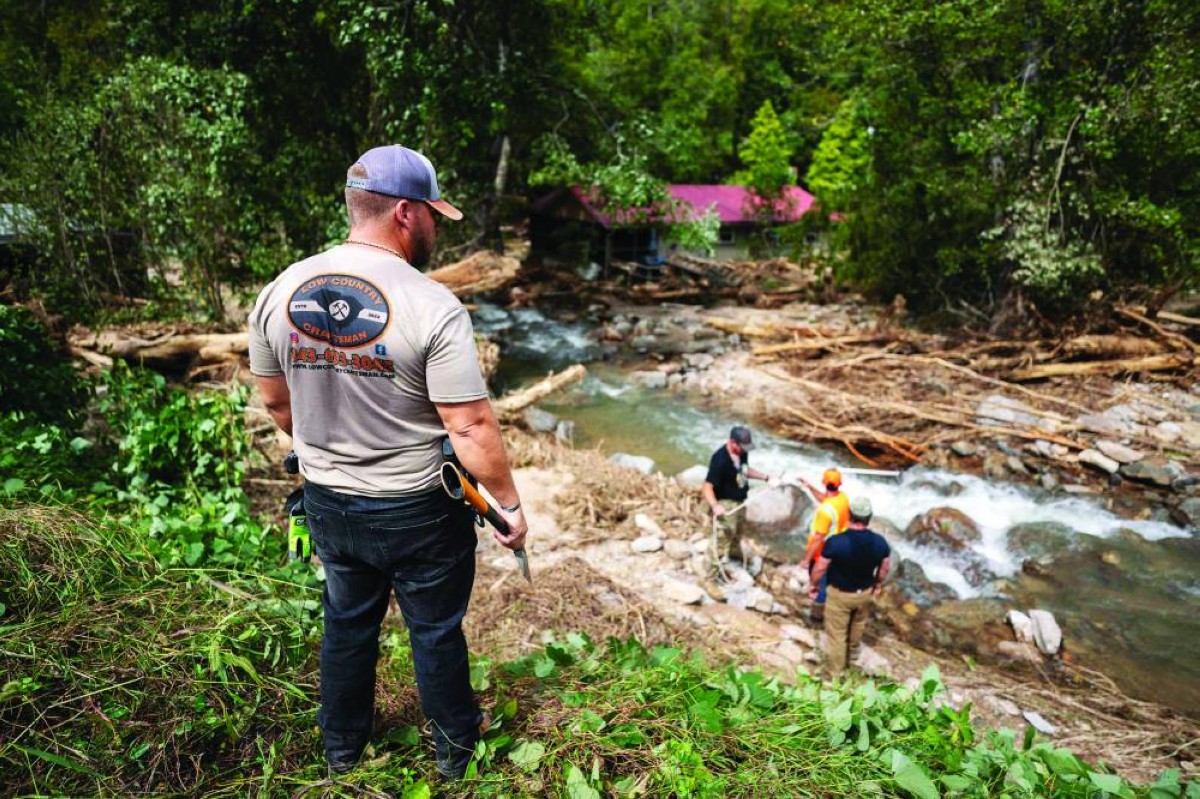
[
  {"x1": 667, "y1": 184, "x2": 815, "y2": 224},
  {"x1": 529, "y1": 184, "x2": 816, "y2": 228}
]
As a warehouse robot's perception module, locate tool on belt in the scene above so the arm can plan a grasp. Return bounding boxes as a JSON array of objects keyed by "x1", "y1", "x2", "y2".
[
  {"x1": 439, "y1": 438, "x2": 531, "y2": 583},
  {"x1": 283, "y1": 450, "x2": 311, "y2": 561}
]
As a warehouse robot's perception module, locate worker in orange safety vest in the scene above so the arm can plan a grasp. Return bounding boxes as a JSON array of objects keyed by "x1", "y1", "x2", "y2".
[{"x1": 798, "y1": 468, "x2": 850, "y2": 623}]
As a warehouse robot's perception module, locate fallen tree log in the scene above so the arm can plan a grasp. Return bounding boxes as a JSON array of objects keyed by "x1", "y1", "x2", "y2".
[
  {"x1": 752, "y1": 334, "x2": 897, "y2": 358},
  {"x1": 426, "y1": 250, "x2": 522, "y2": 297},
  {"x1": 493, "y1": 364, "x2": 587, "y2": 418},
  {"x1": 705, "y1": 317, "x2": 829, "y2": 339},
  {"x1": 1009, "y1": 353, "x2": 1190, "y2": 381},
  {"x1": 1061, "y1": 335, "x2": 1166, "y2": 360}
]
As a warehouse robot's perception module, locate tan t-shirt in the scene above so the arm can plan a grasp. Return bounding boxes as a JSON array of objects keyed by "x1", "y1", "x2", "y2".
[{"x1": 247, "y1": 244, "x2": 488, "y2": 496}]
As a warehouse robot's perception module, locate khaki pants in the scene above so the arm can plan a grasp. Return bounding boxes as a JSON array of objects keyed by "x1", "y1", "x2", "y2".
[
  {"x1": 711, "y1": 508, "x2": 744, "y2": 572},
  {"x1": 824, "y1": 586, "x2": 875, "y2": 675}
]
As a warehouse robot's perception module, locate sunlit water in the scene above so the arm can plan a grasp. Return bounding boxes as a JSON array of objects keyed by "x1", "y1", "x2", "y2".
[{"x1": 480, "y1": 307, "x2": 1200, "y2": 716}]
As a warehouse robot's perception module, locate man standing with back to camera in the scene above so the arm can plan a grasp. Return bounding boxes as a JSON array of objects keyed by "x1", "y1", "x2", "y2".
[{"x1": 248, "y1": 145, "x2": 529, "y2": 779}]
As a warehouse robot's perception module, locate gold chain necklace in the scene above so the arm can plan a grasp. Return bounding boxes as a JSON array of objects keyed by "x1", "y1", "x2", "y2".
[{"x1": 344, "y1": 239, "x2": 406, "y2": 259}]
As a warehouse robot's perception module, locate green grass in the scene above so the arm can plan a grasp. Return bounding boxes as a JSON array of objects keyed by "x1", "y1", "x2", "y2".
[{"x1": 2, "y1": 505, "x2": 1191, "y2": 799}]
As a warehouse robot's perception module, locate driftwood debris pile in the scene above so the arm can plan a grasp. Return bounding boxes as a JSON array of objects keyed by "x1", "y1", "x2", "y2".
[{"x1": 710, "y1": 306, "x2": 1198, "y2": 467}]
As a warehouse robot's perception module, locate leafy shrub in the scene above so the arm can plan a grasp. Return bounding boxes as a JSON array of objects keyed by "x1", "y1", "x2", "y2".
[{"x1": 0, "y1": 305, "x2": 86, "y2": 424}]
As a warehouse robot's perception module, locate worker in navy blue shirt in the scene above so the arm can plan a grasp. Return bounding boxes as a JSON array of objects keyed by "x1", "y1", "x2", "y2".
[
  {"x1": 811, "y1": 496, "x2": 891, "y2": 675},
  {"x1": 700, "y1": 425, "x2": 779, "y2": 577}
]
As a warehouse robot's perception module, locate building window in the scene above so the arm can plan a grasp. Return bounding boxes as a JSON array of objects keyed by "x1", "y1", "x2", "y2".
[{"x1": 718, "y1": 228, "x2": 735, "y2": 245}]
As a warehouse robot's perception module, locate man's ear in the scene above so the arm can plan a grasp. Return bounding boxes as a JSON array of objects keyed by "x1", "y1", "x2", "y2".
[{"x1": 392, "y1": 199, "x2": 411, "y2": 226}]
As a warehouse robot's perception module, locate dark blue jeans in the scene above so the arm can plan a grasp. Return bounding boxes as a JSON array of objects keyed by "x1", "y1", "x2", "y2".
[{"x1": 303, "y1": 482, "x2": 482, "y2": 775}]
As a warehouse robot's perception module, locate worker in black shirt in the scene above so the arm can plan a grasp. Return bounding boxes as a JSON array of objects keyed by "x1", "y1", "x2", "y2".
[
  {"x1": 700, "y1": 425, "x2": 778, "y2": 577},
  {"x1": 811, "y1": 496, "x2": 891, "y2": 675}
]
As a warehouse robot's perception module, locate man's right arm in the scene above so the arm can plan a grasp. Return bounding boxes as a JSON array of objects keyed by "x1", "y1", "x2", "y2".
[
  {"x1": 435, "y1": 397, "x2": 528, "y2": 550},
  {"x1": 255, "y1": 374, "x2": 292, "y2": 436},
  {"x1": 701, "y1": 482, "x2": 726, "y2": 517}
]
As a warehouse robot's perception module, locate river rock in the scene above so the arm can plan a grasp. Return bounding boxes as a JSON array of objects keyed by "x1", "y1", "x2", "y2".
[
  {"x1": 870, "y1": 516, "x2": 904, "y2": 543},
  {"x1": 629, "y1": 370, "x2": 668, "y2": 389},
  {"x1": 1023, "y1": 711, "x2": 1058, "y2": 735},
  {"x1": 996, "y1": 640, "x2": 1041, "y2": 663},
  {"x1": 663, "y1": 539, "x2": 693, "y2": 560},
  {"x1": 1005, "y1": 455, "x2": 1030, "y2": 475},
  {"x1": 892, "y1": 559, "x2": 958, "y2": 609},
  {"x1": 856, "y1": 645, "x2": 892, "y2": 676},
  {"x1": 1040, "y1": 472, "x2": 1060, "y2": 491},
  {"x1": 1095, "y1": 440, "x2": 1145, "y2": 464},
  {"x1": 631, "y1": 535, "x2": 663, "y2": 553},
  {"x1": 726, "y1": 584, "x2": 776, "y2": 614},
  {"x1": 1078, "y1": 449, "x2": 1120, "y2": 474},
  {"x1": 683, "y1": 352, "x2": 715, "y2": 370},
  {"x1": 779, "y1": 623, "x2": 817, "y2": 648},
  {"x1": 904, "y1": 507, "x2": 981, "y2": 550},
  {"x1": 1005, "y1": 521, "x2": 1077, "y2": 567},
  {"x1": 951, "y1": 441, "x2": 978, "y2": 457},
  {"x1": 555, "y1": 420, "x2": 575, "y2": 446},
  {"x1": 609, "y1": 453, "x2": 655, "y2": 474},
  {"x1": 1151, "y1": 421, "x2": 1182, "y2": 445},
  {"x1": 1028, "y1": 609, "x2": 1063, "y2": 656},
  {"x1": 674, "y1": 465, "x2": 709, "y2": 491},
  {"x1": 662, "y1": 577, "x2": 706, "y2": 605},
  {"x1": 1120, "y1": 458, "x2": 1179, "y2": 488},
  {"x1": 1076, "y1": 409, "x2": 1144, "y2": 439},
  {"x1": 1171, "y1": 497, "x2": 1200, "y2": 531},
  {"x1": 634, "y1": 513, "x2": 665, "y2": 537},
  {"x1": 744, "y1": 485, "x2": 806, "y2": 537},
  {"x1": 904, "y1": 508, "x2": 996, "y2": 587},
  {"x1": 1005, "y1": 609, "x2": 1034, "y2": 643},
  {"x1": 976, "y1": 394, "x2": 1046, "y2": 429},
  {"x1": 522, "y1": 406, "x2": 559, "y2": 433}
]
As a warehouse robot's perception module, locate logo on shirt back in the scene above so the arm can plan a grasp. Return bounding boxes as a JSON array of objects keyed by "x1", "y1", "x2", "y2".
[{"x1": 287, "y1": 274, "x2": 390, "y2": 348}]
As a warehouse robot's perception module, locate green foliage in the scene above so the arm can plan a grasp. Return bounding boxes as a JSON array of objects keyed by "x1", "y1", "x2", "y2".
[
  {"x1": 531, "y1": 128, "x2": 719, "y2": 254},
  {"x1": 0, "y1": 305, "x2": 87, "y2": 424},
  {"x1": 94, "y1": 364, "x2": 273, "y2": 569},
  {"x1": 1, "y1": 57, "x2": 274, "y2": 318},
  {"x1": 737, "y1": 100, "x2": 795, "y2": 202},
  {"x1": 806, "y1": 99, "x2": 873, "y2": 213}
]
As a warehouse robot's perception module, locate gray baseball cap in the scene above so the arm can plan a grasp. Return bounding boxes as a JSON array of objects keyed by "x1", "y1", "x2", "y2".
[
  {"x1": 347, "y1": 145, "x2": 463, "y2": 220},
  {"x1": 730, "y1": 425, "x2": 755, "y2": 450},
  {"x1": 849, "y1": 496, "x2": 873, "y2": 521}
]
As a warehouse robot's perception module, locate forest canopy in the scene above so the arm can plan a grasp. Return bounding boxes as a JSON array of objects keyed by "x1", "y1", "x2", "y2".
[{"x1": 1, "y1": 0, "x2": 1196, "y2": 318}]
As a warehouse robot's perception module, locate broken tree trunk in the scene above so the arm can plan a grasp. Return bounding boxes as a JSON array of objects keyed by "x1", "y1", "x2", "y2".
[
  {"x1": 752, "y1": 334, "x2": 898, "y2": 358},
  {"x1": 1061, "y1": 335, "x2": 1166, "y2": 360},
  {"x1": 1009, "y1": 353, "x2": 1190, "y2": 381},
  {"x1": 426, "y1": 250, "x2": 522, "y2": 297},
  {"x1": 493, "y1": 364, "x2": 587, "y2": 418}
]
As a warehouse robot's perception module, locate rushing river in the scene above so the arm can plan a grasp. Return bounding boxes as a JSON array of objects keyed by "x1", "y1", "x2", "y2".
[{"x1": 476, "y1": 304, "x2": 1200, "y2": 717}]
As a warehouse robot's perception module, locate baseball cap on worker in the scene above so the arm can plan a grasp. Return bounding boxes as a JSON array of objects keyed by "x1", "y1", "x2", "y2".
[
  {"x1": 730, "y1": 425, "x2": 754, "y2": 450},
  {"x1": 849, "y1": 496, "x2": 873, "y2": 521},
  {"x1": 346, "y1": 145, "x2": 464, "y2": 221}
]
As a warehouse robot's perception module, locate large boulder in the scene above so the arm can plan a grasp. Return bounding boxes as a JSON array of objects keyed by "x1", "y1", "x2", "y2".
[
  {"x1": 674, "y1": 465, "x2": 709, "y2": 491},
  {"x1": 903, "y1": 507, "x2": 995, "y2": 587},
  {"x1": 891, "y1": 558, "x2": 958, "y2": 609},
  {"x1": 904, "y1": 507, "x2": 981, "y2": 551},
  {"x1": 1120, "y1": 458, "x2": 1179, "y2": 488},
  {"x1": 609, "y1": 453, "x2": 655, "y2": 474},
  {"x1": 744, "y1": 485, "x2": 807, "y2": 537},
  {"x1": 1028, "y1": 609, "x2": 1063, "y2": 656},
  {"x1": 1171, "y1": 497, "x2": 1200, "y2": 532},
  {"x1": 1005, "y1": 521, "x2": 1078, "y2": 568}
]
